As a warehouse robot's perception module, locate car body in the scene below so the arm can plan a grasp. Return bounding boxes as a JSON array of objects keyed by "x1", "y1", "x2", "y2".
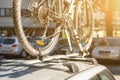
[
  {"x1": 0, "y1": 57, "x2": 115, "y2": 80},
  {"x1": 92, "y1": 37, "x2": 120, "y2": 60},
  {"x1": 0, "y1": 36, "x2": 27, "y2": 57}
]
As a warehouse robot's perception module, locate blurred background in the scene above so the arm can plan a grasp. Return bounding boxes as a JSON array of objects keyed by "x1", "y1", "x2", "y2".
[{"x1": 0, "y1": 0, "x2": 120, "y2": 38}]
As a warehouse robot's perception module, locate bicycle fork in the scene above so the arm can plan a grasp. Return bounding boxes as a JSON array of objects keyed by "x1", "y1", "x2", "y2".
[
  {"x1": 66, "y1": 28, "x2": 88, "y2": 57},
  {"x1": 73, "y1": 29, "x2": 89, "y2": 57}
]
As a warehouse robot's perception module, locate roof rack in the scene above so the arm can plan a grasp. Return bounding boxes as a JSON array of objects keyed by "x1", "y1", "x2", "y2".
[
  {"x1": 0, "y1": 54, "x2": 98, "y2": 73},
  {"x1": 0, "y1": 53, "x2": 98, "y2": 64}
]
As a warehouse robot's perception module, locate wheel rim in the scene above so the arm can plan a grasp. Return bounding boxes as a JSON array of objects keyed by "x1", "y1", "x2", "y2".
[
  {"x1": 75, "y1": 1, "x2": 94, "y2": 51},
  {"x1": 13, "y1": 0, "x2": 62, "y2": 57}
]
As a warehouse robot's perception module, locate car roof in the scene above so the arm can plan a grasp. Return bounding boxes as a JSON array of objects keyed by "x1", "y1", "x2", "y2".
[
  {"x1": 3, "y1": 36, "x2": 18, "y2": 39},
  {"x1": 1, "y1": 37, "x2": 19, "y2": 44},
  {"x1": 0, "y1": 57, "x2": 105, "y2": 80}
]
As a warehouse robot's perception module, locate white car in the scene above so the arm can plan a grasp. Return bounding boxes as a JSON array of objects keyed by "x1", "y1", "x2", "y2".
[
  {"x1": 51, "y1": 38, "x2": 79, "y2": 55},
  {"x1": 92, "y1": 37, "x2": 120, "y2": 60},
  {"x1": 0, "y1": 36, "x2": 27, "y2": 58},
  {"x1": 0, "y1": 57, "x2": 115, "y2": 80}
]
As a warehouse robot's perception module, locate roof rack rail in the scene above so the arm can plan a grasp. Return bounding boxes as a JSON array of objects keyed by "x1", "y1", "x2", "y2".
[{"x1": 60, "y1": 57, "x2": 98, "y2": 65}]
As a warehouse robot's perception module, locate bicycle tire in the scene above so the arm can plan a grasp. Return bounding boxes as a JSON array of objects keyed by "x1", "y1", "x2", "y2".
[
  {"x1": 74, "y1": 0, "x2": 94, "y2": 51},
  {"x1": 13, "y1": 0, "x2": 62, "y2": 57}
]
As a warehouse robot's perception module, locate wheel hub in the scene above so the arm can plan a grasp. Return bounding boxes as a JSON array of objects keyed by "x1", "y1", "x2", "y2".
[{"x1": 31, "y1": 2, "x2": 48, "y2": 23}]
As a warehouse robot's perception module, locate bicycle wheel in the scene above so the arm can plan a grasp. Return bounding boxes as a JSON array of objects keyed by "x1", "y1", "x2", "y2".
[
  {"x1": 74, "y1": 0, "x2": 94, "y2": 51},
  {"x1": 13, "y1": 0, "x2": 62, "y2": 57}
]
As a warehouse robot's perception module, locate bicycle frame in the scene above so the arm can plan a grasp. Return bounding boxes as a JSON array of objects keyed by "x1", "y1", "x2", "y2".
[
  {"x1": 61, "y1": 0, "x2": 93, "y2": 56},
  {"x1": 45, "y1": 0, "x2": 91, "y2": 54},
  {"x1": 59, "y1": 0, "x2": 83, "y2": 52},
  {"x1": 36, "y1": 0, "x2": 93, "y2": 55}
]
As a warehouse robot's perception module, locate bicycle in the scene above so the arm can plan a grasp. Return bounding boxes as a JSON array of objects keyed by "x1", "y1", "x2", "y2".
[{"x1": 13, "y1": 0, "x2": 94, "y2": 59}]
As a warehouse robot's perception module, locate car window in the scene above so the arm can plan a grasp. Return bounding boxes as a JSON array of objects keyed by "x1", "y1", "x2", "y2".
[
  {"x1": 99, "y1": 39, "x2": 109, "y2": 46},
  {"x1": 35, "y1": 37, "x2": 42, "y2": 41},
  {"x1": 90, "y1": 76, "x2": 97, "y2": 80},
  {"x1": 97, "y1": 70, "x2": 115, "y2": 80},
  {"x1": 105, "y1": 38, "x2": 120, "y2": 46},
  {"x1": 33, "y1": 37, "x2": 50, "y2": 47},
  {"x1": 2, "y1": 39, "x2": 15, "y2": 44}
]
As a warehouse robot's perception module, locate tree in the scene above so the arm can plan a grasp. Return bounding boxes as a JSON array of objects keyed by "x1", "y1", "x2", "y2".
[
  {"x1": 105, "y1": 0, "x2": 113, "y2": 36},
  {"x1": 93, "y1": 0, "x2": 114, "y2": 36}
]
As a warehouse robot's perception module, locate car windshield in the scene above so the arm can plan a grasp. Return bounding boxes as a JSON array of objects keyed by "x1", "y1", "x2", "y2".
[
  {"x1": 34, "y1": 38, "x2": 42, "y2": 41},
  {"x1": 2, "y1": 39, "x2": 15, "y2": 44},
  {"x1": 99, "y1": 39, "x2": 109, "y2": 46}
]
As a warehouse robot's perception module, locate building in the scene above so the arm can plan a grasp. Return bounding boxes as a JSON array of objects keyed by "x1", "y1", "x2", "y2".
[
  {"x1": 1, "y1": 0, "x2": 120, "y2": 37},
  {"x1": 0, "y1": 0, "x2": 55, "y2": 37},
  {"x1": 0, "y1": 0, "x2": 14, "y2": 37}
]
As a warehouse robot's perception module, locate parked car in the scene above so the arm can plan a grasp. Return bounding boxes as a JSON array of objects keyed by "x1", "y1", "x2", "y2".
[
  {"x1": 92, "y1": 37, "x2": 120, "y2": 61},
  {"x1": 0, "y1": 36, "x2": 28, "y2": 58},
  {"x1": 50, "y1": 38, "x2": 79, "y2": 55}
]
